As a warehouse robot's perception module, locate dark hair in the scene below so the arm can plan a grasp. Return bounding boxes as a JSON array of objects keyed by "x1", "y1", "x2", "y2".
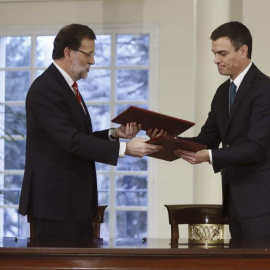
[
  {"x1": 52, "y1": 24, "x2": 96, "y2": 60},
  {"x1": 210, "y1": 21, "x2": 252, "y2": 59}
]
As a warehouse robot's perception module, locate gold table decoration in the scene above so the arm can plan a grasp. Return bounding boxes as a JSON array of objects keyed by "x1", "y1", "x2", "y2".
[{"x1": 189, "y1": 224, "x2": 224, "y2": 245}]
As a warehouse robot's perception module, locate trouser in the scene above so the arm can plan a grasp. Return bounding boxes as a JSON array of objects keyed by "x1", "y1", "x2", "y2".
[{"x1": 228, "y1": 193, "x2": 270, "y2": 242}]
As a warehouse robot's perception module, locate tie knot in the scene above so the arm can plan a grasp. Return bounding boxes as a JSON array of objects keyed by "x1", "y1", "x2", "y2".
[
  {"x1": 72, "y1": 82, "x2": 78, "y2": 89},
  {"x1": 230, "y1": 81, "x2": 236, "y2": 91}
]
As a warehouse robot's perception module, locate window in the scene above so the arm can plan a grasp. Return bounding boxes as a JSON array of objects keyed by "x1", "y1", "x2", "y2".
[{"x1": 0, "y1": 24, "x2": 158, "y2": 238}]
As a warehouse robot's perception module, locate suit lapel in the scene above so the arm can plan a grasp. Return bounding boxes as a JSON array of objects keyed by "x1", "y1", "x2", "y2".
[
  {"x1": 68, "y1": 88, "x2": 93, "y2": 134},
  {"x1": 80, "y1": 96, "x2": 93, "y2": 130},
  {"x1": 223, "y1": 80, "x2": 230, "y2": 122},
  {"x1": 49, "y1": 64, "x2": 93, "y2": 134},
  {"x1": 224, "y1": 63, "x2": 257, "y2": 135}
]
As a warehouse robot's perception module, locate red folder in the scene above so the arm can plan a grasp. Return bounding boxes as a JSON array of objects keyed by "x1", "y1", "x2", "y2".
[
  {"x1": 112, "y1": 106, "x2": 195, "y2": 137},
  {"x1": 146, "y1": 136, "x2": 207, "y2": 162}
]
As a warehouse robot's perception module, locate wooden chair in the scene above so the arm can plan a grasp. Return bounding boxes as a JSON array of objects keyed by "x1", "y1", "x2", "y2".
[
  {"x1": 93, "y1": 205, "x2": 107, "y2": 239},
  {"x1": 28, "y1": 205, "x2": 107, "y2": 239},
  {"x1": 165, "y1": 204, "x2": 229, "y2": 245}
]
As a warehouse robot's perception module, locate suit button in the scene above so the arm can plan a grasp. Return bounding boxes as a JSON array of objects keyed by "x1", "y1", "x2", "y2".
[{"x1": 225, "y1": 144, "x2": 229, "y2": 148}]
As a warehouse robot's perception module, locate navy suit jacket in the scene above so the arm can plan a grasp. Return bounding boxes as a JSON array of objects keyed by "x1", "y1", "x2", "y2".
[
  {"x1": 19, "y1": 64, "x2": 119, "y2": 221},
  {"x1": 188, "y1": 64, "x2": 270, "y2": 217}
]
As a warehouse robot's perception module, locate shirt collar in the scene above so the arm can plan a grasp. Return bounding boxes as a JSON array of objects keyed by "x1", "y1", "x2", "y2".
[
  {"x1": 230, "y1": 62, "x2": 252, "y2": 90},
  {"x1": 53, "y1": 62, "x2": 75, "y2": 88}
]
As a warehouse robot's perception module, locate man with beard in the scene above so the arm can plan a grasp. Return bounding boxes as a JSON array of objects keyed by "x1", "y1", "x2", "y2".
[{"x1": 19, "y1": 24, "x2": 161, "y2": 239}]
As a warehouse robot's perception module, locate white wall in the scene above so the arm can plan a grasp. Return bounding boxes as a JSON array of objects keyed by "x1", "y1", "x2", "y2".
[
  {"x1": 1, "y1": 0, "x2": 269, "y2": 239},
  {"x1": 243, "y1": 0, "x2": 270, "y2": 74}
]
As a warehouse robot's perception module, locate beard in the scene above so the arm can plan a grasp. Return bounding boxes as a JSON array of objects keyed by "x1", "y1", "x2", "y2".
[
  {"x1": 78, "y1": 69, "x2": 88, "y2": 79},
  {"x1": 71, "y1": 59, "x2": 89, "y2": 80}
]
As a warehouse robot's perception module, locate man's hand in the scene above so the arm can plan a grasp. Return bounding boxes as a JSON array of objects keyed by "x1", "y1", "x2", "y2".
[
  {"x1": 125, "y1": 137, "x2": 163, "y2": 158},
  {"x1": 146, "y1": 128, "x2": 167, "y2": 139},
  {"x1": 174, "y1": 149, "x2": 210, "y2": 164},
  {"x1": 112, "y1": 123, "x2": 141, "y2": 139}
]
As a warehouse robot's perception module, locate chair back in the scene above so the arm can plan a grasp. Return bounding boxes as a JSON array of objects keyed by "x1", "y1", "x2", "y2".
[{"x1": 165, "y1": 204, "x2": 229, "y2": 244}]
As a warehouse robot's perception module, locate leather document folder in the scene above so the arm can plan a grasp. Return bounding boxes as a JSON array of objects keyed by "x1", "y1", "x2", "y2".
[
  {"x1": 146, "y1": 136, "x2": 207, "y2": 162},
  {"x1": 111, "y1": 106, "x2": 195, "y2": 137}
]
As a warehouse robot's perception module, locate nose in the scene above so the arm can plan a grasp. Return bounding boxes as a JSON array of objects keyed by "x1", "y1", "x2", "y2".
[
  {"x1": 214, "y1": 54, "x2": 221, "y2": 64},
  {"x1": 88, "y1": 57, "x2": 95, "y2": 66}
]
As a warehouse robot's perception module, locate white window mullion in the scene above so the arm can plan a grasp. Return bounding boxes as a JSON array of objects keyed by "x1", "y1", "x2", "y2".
[
  {"x1": 31, "y1": 35, "x2": 36, "y2": 83},
  {"x1": 0, "y1": 37, "x2": 6, "y2": 237},
  {"x1": 109, "y1": 33, "x2": 117, "y2": 238}
]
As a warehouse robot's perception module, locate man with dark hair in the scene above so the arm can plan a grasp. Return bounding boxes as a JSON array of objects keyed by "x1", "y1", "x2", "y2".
[
  {"x1": 52, "y1": 24, "x2": 97, "y2": 60},
  {"x1": 156, "y1": 21, "x2": 270, "y2": 241},
  {"x1": 210, "y1": 21, "x2": 253, "y2": 59},
  {"x1": 18, "y1": 23, "x2": 161, "y2": 239}
]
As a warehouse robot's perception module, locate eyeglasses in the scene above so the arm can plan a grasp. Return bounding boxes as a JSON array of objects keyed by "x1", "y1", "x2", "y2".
[{"x1": 77, "y1": 49, "x2": 96, "y2": 58}]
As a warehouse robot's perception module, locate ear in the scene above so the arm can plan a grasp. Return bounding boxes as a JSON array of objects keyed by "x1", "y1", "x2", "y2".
[
  {"x1": 240, "y1": 45, "x2": 248, "y2": 58},
  {"x1": 63, "y1": 47, "x2": 73, "y2": 61}
]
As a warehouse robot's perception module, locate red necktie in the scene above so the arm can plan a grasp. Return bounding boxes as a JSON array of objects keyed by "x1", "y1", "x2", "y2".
[{"x1": 72, "y1": 82, "x2": 82, "y2": 103}]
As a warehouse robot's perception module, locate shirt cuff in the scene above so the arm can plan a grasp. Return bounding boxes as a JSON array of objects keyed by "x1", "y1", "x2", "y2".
[
  {"x1": 119, "y1": 142, "x2": 126, "y2": 157},
  {"x1": 208, "y1": 149, "x2": 213, "y2": 164},
  {"x1": 108, "y1": 128, "x2": 118, "y2": 141},
  {"x1": 108, "y1": 129, "x2": 125, "y2": 157}
]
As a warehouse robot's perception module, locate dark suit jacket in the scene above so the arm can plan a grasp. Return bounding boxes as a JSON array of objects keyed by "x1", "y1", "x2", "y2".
[
  {"x1": 19, "y1": 64, "x2": 120, "y2": 221},
  {"x1": 187, "y1": 64, "x2": 270, "y2": 218}
]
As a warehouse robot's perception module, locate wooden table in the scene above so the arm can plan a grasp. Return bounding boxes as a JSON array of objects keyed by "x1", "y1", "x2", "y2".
[{"x1": 1, "y1": 237, "x2": 270, "y2": 269}]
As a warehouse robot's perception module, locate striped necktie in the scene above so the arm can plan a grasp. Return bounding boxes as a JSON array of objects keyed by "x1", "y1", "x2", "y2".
[{"x1": 72, "y1": 82, "x2": 82, "y2": 103}]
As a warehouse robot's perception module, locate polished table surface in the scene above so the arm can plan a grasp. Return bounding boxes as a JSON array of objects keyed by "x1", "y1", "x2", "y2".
[{"x1": 1, "y1": 237, "x2": 270, "y2": 269}]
